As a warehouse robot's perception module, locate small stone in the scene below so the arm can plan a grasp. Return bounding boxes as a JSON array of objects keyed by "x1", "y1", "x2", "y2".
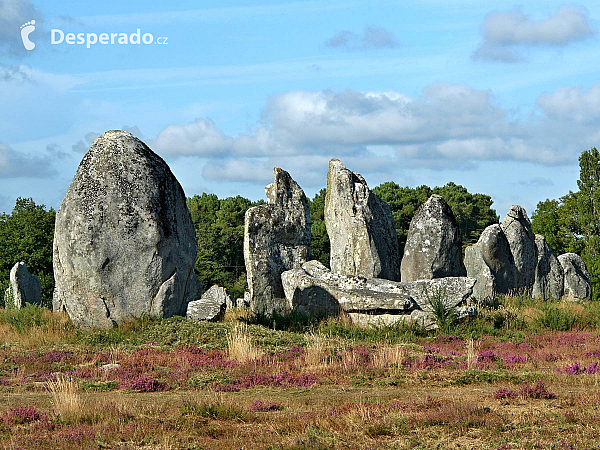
[
  {"x1": 203, "y1": 285, "x2": 235, "y2": 310},
  {"x1": 100, "y1": 363, "x2": 120, "y2": 372},
  {"x1": 8, "y1": 262, "x2": 42, "y2": 309}
]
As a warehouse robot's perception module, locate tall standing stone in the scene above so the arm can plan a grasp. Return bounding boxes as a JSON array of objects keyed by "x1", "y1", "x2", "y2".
[
  {"x1": 401, "y1": 194, "x2": 466, "y2": 282},
  {"x1": 7, "y1": 262, "x2": 42, "y2": 308},
  {"x1": 558, "y1": 253, "x2": 592, "y2": 301},
  {"x1": 500, "y1": 205, "x2": 537, "y2": 292},
  {"x1": 53, "y1": 130, "x2": 202, "y2": 328},
  {"x1": 464, "y1": 224, "x2": 516, "y2": 301},
  {"x1": 244, "y1": 168, "x2": 311, "y2": 318},
  {"x1": 532, "y1": 235, "x2": 564, "y2": 299},
  {"x1": 324, "y1": 159, "x2": 400, "y2": 281}
]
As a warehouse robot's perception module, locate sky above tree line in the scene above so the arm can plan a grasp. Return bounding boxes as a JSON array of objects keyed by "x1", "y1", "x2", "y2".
[{"x1": 1, "y1": 0, "x2": 600, "y2": 219}]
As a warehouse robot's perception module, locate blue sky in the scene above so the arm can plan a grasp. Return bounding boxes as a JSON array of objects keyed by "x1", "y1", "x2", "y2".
[{"x1": 1, "y1": 0, "x2": 600, "y2": 219}]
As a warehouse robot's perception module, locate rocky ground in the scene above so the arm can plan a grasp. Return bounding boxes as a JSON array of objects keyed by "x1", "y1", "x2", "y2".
[{"x1": 2, "y1": 300, "x2": 600, "y2": 449}]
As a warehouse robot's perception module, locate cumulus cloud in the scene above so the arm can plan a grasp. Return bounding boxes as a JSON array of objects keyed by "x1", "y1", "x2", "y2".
[
  {"x1": 151, "y1": 81, "x2": 600, "y2": 188},
  {"x1": 473, "y1": 6, "x2": 595, "y2": 62},
  {"x1": 537, "y1": 83, "x2": 600, "y2": 122},
  {"x1": 0, "y1": 0, "x2": 42, "y2": 58},
  {"x1": 0, "y1": 141, "x2": 57, "y2": 178},
  {"x1": 325, "y1": 25, "x2": 399, "y2": 50}
]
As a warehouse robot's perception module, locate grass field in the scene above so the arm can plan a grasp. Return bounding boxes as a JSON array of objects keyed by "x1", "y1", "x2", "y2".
[{"x1": 2, "y1": 298, "x2": 600, "y2": 449}]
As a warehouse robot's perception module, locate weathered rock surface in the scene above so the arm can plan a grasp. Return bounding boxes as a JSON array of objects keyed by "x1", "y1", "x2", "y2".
[
  {"x1": 244, "y1": 168, "x2": 311, "y2": 318},
  {"x1": 324, "y1": 159, "x2": 400, "y2": 281},
  {"x1": 401, "y1": 195, "x2": 466, "y2": 282},
  {"x1": 501, "y1": 205, "x2": 537, "y2": 291},
  {"x1": 186, "y1": 296, "x2": 226, "y2": 322},
  {"x1": 7, "y1": 262, "x2": 42, "y2": 309},
  {"x1": 281, "y1": 260, "x2": 475, "y2": 317},
  {"x1": 347, "y1": 310, "x2": 438, "y2": 330},
  {"x1": 464, "y1": 224, "x2": 516, "y2": 301},
  {"x1": 53, "y1": 130, "x2": 202, "y2": 328},
  {"x1": 559, "y1": 253, "x2": 592, "y2": 301},
  {"x1": 532, "y1": 235, "x2": 564, "y2": 299},
  {"x1": 202, "y1": 285, "x2": 235, "y2": 310}
]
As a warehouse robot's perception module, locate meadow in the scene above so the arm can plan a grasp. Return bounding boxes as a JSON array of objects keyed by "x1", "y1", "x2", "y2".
[{"x1": 1, "y1": 298, "x2": 600, "y2": 449}]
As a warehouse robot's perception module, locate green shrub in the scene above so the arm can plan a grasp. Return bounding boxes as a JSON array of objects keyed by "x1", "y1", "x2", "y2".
[{"x1": 533, "y1": 303, "x2": 577, "y2": 331}]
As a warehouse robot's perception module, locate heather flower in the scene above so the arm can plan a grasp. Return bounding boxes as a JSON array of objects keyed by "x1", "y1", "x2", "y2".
[
  {"x1": 2, "y1": 405, "x2": 41, "y2": 425},
  {"x1": 493, "y1": 388, "x2": 516, "y2": 399},
  {"x1": 249, "y1": 400, "x2": 284, "y2": 412},
  {"x1": 120, "y1": 375, "x2": 168, "y2": 392}
]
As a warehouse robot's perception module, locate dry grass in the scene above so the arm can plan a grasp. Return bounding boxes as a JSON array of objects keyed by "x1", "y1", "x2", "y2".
[
  {"x1": 372, "y1": 345, "x2": 406, "y2": 371},
  {"x1": 0, "y1": 309, "x2": 72, "y2": 349},
  {"x1": 226, "y1": 323, "x2": 263, "y2": 363},
  {"x1": 47, "y1": 375, "x2": 84, "y2": 423},
  {"x1": 223, "y1": 307, "x2": 251, "y2": 323},
  {"x1": 305, "y1": 332, "x2": 332, "y2": 368}
]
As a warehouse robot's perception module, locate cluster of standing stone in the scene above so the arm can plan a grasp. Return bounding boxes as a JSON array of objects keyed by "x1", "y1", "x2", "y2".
[
  {"x1": 245, "y1": 159, "x2": 476, "y2": 327},
  {"x1": 245, "y1": 158, "x2": 593, "y2": 327},
  {"x1": 17, "y1": 130, "x2": 589, "y2": 328},
  {"x1": 464, "y1": 205, "x2": 591, "y2": 302}
]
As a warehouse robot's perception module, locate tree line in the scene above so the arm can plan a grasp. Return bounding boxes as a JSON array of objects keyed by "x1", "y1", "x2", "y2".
[{"x1": 2, "y1": 149, "x2": 598, "y2": 306}]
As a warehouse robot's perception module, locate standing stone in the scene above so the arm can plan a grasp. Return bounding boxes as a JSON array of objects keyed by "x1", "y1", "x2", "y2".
[
  {"x1": 532, "y1": 235, "x2": 564, "y2": 299},
  {"x1": 558, "y1": 253, "x2": 592, "y2": 301},
  {"x1": 401, "y1": 194, "x2": 466, "y2": 282},
  {"x1": 324, "y1": 159, "x2": 400, "y2": 281},
  {"x1": 53, "y1": 130, "x2": 202, "y2": 328},
  {"x1": 244, "y1": 168, "x2": 311, "y2": 318},
  {"x1": 7, "y1": 262, "x2": 42, "y2": 309},
  {"x1": 464, "y1": 224, "x2": 516, "y2": 301},
  {"x1": 501, "y1": 205, "x2": 537, "y2": 292}
]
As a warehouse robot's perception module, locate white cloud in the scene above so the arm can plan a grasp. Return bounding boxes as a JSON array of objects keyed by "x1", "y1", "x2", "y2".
[
  {"x1": 150, "y1": 81, "x2": 600, "y2": 186},
  {"x1": 473, "y1": 6, "x2": 595, "y2": 62},
  {"x1": 325, "y1": 25, "x2": 400, "y2": 50},
  {"x1": 537, "y1": 83, "x2": 600, "y2": 122}
]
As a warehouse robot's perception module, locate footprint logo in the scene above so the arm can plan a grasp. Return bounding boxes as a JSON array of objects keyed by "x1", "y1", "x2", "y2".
[{"x1": 20, "y1": 20, "x2": 36, "y2": 51}]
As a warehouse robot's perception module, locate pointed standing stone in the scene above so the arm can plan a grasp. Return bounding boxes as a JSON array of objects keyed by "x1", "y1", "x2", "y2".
[
  {"x1": 324, "y1": 159, "x2": 400, "y2": 281},
  {"x1": 500, "y1": 205, "x2": 537, "y2": 292},
  {"x1": 401, "y1": 194, "x2": 466, "y2": 282},
  {"x1": 244, "y1": 168, "x2": 311, "y2": 318}
]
